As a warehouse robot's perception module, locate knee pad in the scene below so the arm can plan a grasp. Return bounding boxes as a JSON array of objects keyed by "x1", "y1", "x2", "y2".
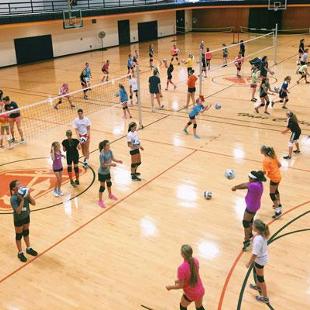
[
  {"x1": 266, "y1": 101, "x2": 270, "y2": 107},
  {"x1": 122, "y1": 106, "x2": 127, "y2": 110},
  {"x1": 180, "y1": 305, "x2": 187, "y2": 310},
  {"x1": 106, "y1": 181, "x2": 112, "y2": 187},
  {"x1": 196, "y1": 307, "x2": 205, "y2": 310},
  {"x1": 136, "y1": 162, "x2": 141, "y2": 167},
  {"x1": 130, "y1": 95, "x2": 133, "y2": 99},
  {"x1": 285, "y1": 98, "x2": 289, "y2": 103},
  {"x1": 187, "y1": 121, "x2": 192, "y2": 126},
  {"x1": 67, "y1": 166, "x2": 72, "y2": 173},
  {"x1": 99, "y1": 186, "x2": 105, "y2": 193},
  {"x1": 275, "y1": 189, "x2": 279, "y2": 195},
  {"x1": 131, "y1": 163, "x2": 137, "y2": 169},
  {"x1": 257, "y1": 275, "x2": 265, "y2": 283},
  {"x1": 74, "y1": 167, "x2": 79, "y2": 173},
  {"x1": 193, "y1": 124, "x2": 197, "y2": 129},
  {"x1": 22, "y1": 229, "x2": 29, "y2": 237},
  {"x1": 16, "y1": 233, "x2": 23, "y2": 240},
  {"x1": 270, "y1": 193, "x2": 277, "y2": 201},
  {"x1": 288, "y1": 141, "x2": 294, "y2": 147},
  {"x1": 242, "y1": 220, "x2": 251, "y2": 228}
]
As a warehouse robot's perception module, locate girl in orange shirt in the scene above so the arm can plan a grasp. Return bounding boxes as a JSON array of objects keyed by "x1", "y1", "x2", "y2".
[
  {"x1": 261, "y1": 145, "x2": 283, "y2": 219},
  {"x1": 185, "y1": 70, "x2": 198, "y2": 109}
]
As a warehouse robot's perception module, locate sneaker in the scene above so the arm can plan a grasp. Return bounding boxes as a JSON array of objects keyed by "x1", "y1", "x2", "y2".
[
  {"x1": 53, "y1": 190, "x2": 60, "y2": 197},
  {"x1": 271, "y1": 101, "x2": 275, "y2": 108},
  {"x1": 26, "y1": 247, "x2": 38, "y2": 256},
  {"x1": 272, "y1": 211, "x2": 282, "y2": 219},
  {"x1": 183, "y1": 128, "x2": 189, "y2": 135},
  {"x1": 250, "y1": 98, "x2": 256, "y2": 102},
  {"x1": 54, "y1": 105, "x2": 58, "y2": 110},
  {"x1": 83, "y1": 162, "x2": 89, "y2": 169},
  {"x1": 20, "y1": 139, "x2": 26, "y2": 144},
  {"x1": 131, "y1": 174, "x2": 141, "y2": 181},
  {"x1": 75, "y1": 179, "x2": 80, "y2": 185},
  {"x1": 264, "y1": 111, "x2": 270, "y2": 115},
  {"x1": 135, "y1": 172, "x2": 141, "y2": 176},
  {"x1": 18, "y1": 252, "x2": 27, "y2": 263},
  {"x1": 174, "y1": 85, "x2": 177, "y2": 90},
  {"x1": 84, "y1": 95, "x2": 88, "y2": 100},
  {"x1": 109, "y1": 194, "x2": 118, "y2": 201},
  {"x1": 98, "y1": 200, "x2": 106, "y2": 208},
  {"x1": 283, "y1": 155, "x2": 291, "y2": 160},
  {"x1": 57, "y1": 190, "x2": 64, "y2": 196},
  {"x1": 70, "y1": 180, "x2": 77, "y2": 187},
  {"x1": 242, "y1": 240, "x2": 251, "y2": 251},
  {"x1": 194, "y1": 134, "x2": 200, "y2": 139},
  {"x1": 256, "y1": 296, "x2": 269, "y2": 304},
  {"x1": 70, "y1": 105, "x2": 76, "y2": 108},
  {"x1": 160, "y1": 105, "x2": 164, "y2": 109},
  {"x1": 249, "y1": 284, "x2": 261, "y2": 292},
  {"x1": 254, "y1": 107, "x2": 259, "y2": 114},
  {"x1": 282, "y1": 106, "x2": 288, "y2": 109},
  {"x1": 293, "y1": 150, "x2": 301, "y2": 154}
]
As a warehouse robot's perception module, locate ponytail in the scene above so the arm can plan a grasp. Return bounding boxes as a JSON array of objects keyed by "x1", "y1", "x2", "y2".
[
  {"x1": 128, "y1": 122, "x2": 137, "y2": 132},
  {"x1": 261, "y1": 145, "x2": 276, "y2": 158},
  {"x1": 9, "y1": 180, "x2": 18, "y2": 196},
  {"x1": 254, "y1": 219, "x2": 270, "y2": 239},
  {"x1": 181, "y1": 244, "x2": 198, "y2": 287}
]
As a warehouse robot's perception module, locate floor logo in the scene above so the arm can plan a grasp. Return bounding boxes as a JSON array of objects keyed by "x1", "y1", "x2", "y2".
[{"x1": 0, "y1": 168, "x2": 70, "y2": 211}]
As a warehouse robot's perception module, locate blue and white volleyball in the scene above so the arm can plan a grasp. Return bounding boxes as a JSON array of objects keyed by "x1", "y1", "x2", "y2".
[
  {"x1": 79, "y1": 136, "x2": 87, "y2": 144},
  {"x1": 224, "y1": 169, "x2": 235, "y2": 180},
  {"x1": 204, "y1": 191, "x2": 213, "y2": 200},
  {"x1": 215, "y1": 103, "x2": 222, "y2": 110},
  {"x1": 18, "y1": 187, "x2": 29, "y2": 197}
]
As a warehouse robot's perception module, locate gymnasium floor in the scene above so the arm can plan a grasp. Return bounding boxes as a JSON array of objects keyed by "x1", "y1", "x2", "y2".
[{"x1": 0, "y1": 32, "x2": 310, "y2": 310}]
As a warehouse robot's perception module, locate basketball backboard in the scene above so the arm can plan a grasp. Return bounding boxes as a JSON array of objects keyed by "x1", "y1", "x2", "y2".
[{"x1": 268, "y1": 0, "x2": 287, "y2": 11}]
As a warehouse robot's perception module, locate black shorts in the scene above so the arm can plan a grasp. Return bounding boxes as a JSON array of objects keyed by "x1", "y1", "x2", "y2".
[
  {"x1": 150, "y1": 91, "x2": 160, "y2": 95},
  {"x1": 187, "y1": 67, "x2": 192, "y2": 74},
  {"x1": 260, "y1": 92, "x2": 267, "y2": 98},
  {"x1": 245, "y1": 208, "x2": 256, "y2": 215},
  {"x1": 290, "y1": 131, "x2": 301, "y2": 142},
  {"x1": 98, "y1": 173, "x2": 111, "y2": 182},
  {"x1": 167, "y1": 75, "x2": 172, "y2": 80},
  {"x1": 183, "y1": 294, "x2": 192, "y2": 302},
  {"x1": 254, "y1": 262, "x2": 264, "y2": 269},
  {"x1": 189, "y1": 115, "x2": 196, "y2": 120},
  {"x1": 300, "y1": 61, "x2": 306, "y2": 65},
  {"x1": 53, "y1": 168, "x2": 63, "y2": 173},
  {"x1": 102, "y1": 70, "x2": 108, "y2": 74},
  {"x1": 14, "y1": 215, "x2": 30, "y2": 227},
  {"x1": 149, "y1": 54, "x2": 153, "y2": 58},
  {"x1": 279, "y1": 91, "x2": 287, "y2": 99},
  {"x1": 67, "y1": 154, "x2": 79, "y2": 165},
  {"x1": 188, "y1": 87, "x2": 196, "y2": 93},
  {"x1": 130, "y1": 148, "x2": 140, "y2": 155},
  {"x1": 202, "y1": 59, "x2": 206, "y2": 67},
  {"x1": 270, "y1": 180, "x2": 280, "y2": 186}
]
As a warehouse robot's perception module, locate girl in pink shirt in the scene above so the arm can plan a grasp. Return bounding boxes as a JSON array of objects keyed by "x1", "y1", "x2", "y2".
[
  {"x1": 205, "y1": 48, "x2": 212, "y2": 71},
  {"x1": 166, "y1": 244, "x2": 206, "y2": 310}
]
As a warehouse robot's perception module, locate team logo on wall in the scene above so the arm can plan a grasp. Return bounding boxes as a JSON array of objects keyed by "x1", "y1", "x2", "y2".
[{"x1": 0, "y1": 168, "x2": 83, "y2": 211}]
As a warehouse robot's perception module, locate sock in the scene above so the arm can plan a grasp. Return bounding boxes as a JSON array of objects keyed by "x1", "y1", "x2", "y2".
[
  {"x1": 19, "y1": 251, "x2": 23, "y2": 254},
  {"x1": 275, "y1": 207, "x2": 282, "y2": 213},
  {"x1": 68, "y1": 172, "x2": 73, "y2": 180},
  {"x1": 27, "y1": 247, "x2": 31, "y2": 250}
]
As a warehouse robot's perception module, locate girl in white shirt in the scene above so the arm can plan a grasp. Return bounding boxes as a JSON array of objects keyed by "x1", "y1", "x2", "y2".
[{"x1": 246, "y1": 219, "x2": 270, "y2": 304}]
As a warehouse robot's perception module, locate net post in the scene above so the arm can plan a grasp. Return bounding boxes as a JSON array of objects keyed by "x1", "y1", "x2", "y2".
[
  {"x1": 136, "y1": 65, "x2": 143, "y2": 129},
  {"x1": 198, "y1": 47, "x2": 203, "y2": 96},
  {"x1": 273, "y1": 23, "x2": 278, "y2": 65}
]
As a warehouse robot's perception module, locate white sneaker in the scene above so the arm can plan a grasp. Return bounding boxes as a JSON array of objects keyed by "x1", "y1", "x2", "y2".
[
  {"x1": 20, "y1": 139, "x2": 26, "y2": 144},
  {"x1": 53, "y1": 190, "x2": 59, "y2": 197},
  {"x1": 58, "y1": 190, "x2": 64, "y2": 196}
]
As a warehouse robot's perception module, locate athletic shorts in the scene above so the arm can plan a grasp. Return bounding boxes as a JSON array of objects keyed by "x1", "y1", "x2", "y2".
[
  {"x1": 188, "y1": 87, "x2": 196, "y2": 93},
  {"x1": 53, "y1": 168, "x2": 63, "y2": 173},
  {"x1": 130, "y1": 148, "x2": 140, "y2": 156},
  {"x1": 149, "y1": 54, "x2": 153, "y2": 58},
  {"x1": 98, "y1": 173, "x2": 111, "y2": 182},
  {"x1": 8, "y1": 116, "x2": 21, "y2": 123},
  {"x1": 187, "y1": 67, "x2": 192, "y2": 74},
  {"x1": 254, "y1": 262, "x2": 264, "y2": 269},
  {"x1": 250, "y1": 83, "x2": 257, "y2": 88},
  {"x1": 189, "y1": 115, "x2": 196, "y2": 120},
  {"x1": 67, "y1": 154, "x2": 79, "y2": 165},
  {"x1": 300, "y1": 61, "x2": 306, "y2": 65},
  {"x1": 183, "y1": 294, "x2": 192, "y2": 303},
  {"x1": 167, "y1": 75, "x2": 172, "y2": 80},
  {"x1": 290, "y1": 131, "x2": 301, "y2": 142},
  {"x1": 14, "y1": 215, "x2": 30, "y2": 227},
  {"x1": 270, "y1": 180, "x2": 280, "y2": 186},
  {"x1": 245, "y1": 208, "x2": 256, "y2": 215},
  {"x1": 260, "y1": 92, "x2": 267, "y2": 98},
  {"x1": 279, "y1": 91, "x2": 287, "y2": 99},
  {"x1": 1, "y1": 124, "x2": 9, "y2": 130}
]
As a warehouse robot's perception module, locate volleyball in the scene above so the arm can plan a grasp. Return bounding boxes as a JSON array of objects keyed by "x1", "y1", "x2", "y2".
[
  {"x1": 224, "y1": 169, "x2": 235, "y2": 180},
  {"x1": 204, "y1": 191, "x2": 212, "y2": 200},
  {"x1": 215, "y1": 103, "x2": 222, "y2": 110},
  {"x1": 18, "y1": 187, "x2": 29, "y2": 197},
  {"x1": 79, "y1": 136, "x2": 88, "y2": 144}
]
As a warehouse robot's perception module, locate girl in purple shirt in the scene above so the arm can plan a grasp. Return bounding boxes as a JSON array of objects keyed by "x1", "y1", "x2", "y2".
[
  {"x1": 51, "y1": 141, "x2": 64, "y2": 197},
  {"x1": 166, "y1": 244, "x2": 206, "y2": 310},
  {"x1": 232, "y1": 170, "x2": 266, "y2": 251}
]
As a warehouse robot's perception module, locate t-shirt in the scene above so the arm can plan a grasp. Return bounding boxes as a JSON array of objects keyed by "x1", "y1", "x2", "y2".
[
  {"x1": 59, "y1": 85, "x2": 69, "y2": 95},
  {"x1": 252, "y1": 235, "x2": 268, "y2": 266},
  {"x1": 52, "y1": 151, "x2": 63, "y2": 170},
  {"x1": 281, "y1": 81, "x2": 288, "y2": 91},
  {"x1": 127, "y1": 131, "x2": 140, "y2": 150},
  {"x1": 84, "y1": 67, "x2": 91, "y2": 78},
  {"x1": 251, "y1": 71, "x2": 260, "y2": 84},
  {"x1": 189, "y1": 104, "x2": 204, "y2": 118},
  {"x1": 62, "y1": 138, "x2": 79, "y2": 157},
  {"x1": 129, "y1": 78, "x2": 138, "y2": 91},
  {"x1": 102, "y1": 63, "x2": 109, "y2": 72},
  {"x1": 301, "y1": 52, "x2": 308, "y2": 63},
  {"x1": 80, "y1": 72, "x2": 86, "y2": 83},
  {"x1": 0, "y1": 101, "x2": 8, "y2": 124},
  {"x1": 240, "y1": 43, "x2": 245, "y2": 52},
  {"x1": 287, "y1": 117, "x2": 301, "y2": 133},
  {"x1": 260, "y1": 60, "x2": 268, "y2": 76},
  {"x1": 10, "y1": 194, "x2": 30, "y2": 222},
  {"x1": 98, "y1": 150, "x2": 113, "y2": 175},
  {"x1": 119, "y1": 88, "x2": 128, "y2": 103},
  {"x1": 73, "y1": 117, "x2": 91, "y2": 135},
  {"x1": 127, "y1": 58, "x2": 134, "y2": 68},
  {"x1": 263, "y1": 157, "x2": 281, "y2": 183},
  {"x1": 205, "y1": 52, "x2": 212, "y2": 60},
  {"x1": 298, "y1": 64, "x2": 307, "y2": 73},
  {"x1": 167, "y1": 66, "x2": 174, "y2": 78},
  {"x1": 5, "y1": 101, "x2": 20, "y2": 118},
  {"x1": 149, "y1": 75, "x2": 161, "y2": 93},
  {"x1": 234, "y1": 57, "x2": 243, "y2": 66},
  {"x1": 223, "y1": 48, "x2": 228, "y2": 56},
  {"x1": 186, "y1": 57, "x2": 194, "y2": 68},
  {"x1": 177, "y1": 258, "x2": 205, "y2": 301},
  {"x1": 245, "y1": 181, "x2": 263, "y2": 213},
  {"x1": 187, "y1": 75, "x2": 197, "y2": 88}
]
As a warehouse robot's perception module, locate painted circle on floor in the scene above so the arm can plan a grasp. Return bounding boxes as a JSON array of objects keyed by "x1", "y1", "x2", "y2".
[{"x1": 211, "y1": 74, "x2": 278, "y2": 87}]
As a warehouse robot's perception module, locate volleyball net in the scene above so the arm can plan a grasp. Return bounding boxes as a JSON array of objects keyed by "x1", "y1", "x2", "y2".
[
  {"x1": 0, "y1": 71, "x2": 144, "y2": 148},
  {"x1": 240, "y1": 26, "x2": 310, "y2": 36}
]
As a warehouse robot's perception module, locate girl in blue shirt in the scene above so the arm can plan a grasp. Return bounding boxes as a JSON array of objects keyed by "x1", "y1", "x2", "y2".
[
  {"x1": 183, "y1": 96, "x2": 211, "y2": 139},
  {"x1": 118, "y1": 84, "x2": 132, "y2": 119}
]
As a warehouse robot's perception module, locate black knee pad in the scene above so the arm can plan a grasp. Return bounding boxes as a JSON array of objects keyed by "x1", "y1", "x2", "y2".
[
  {"x1": 106, "y1": 181, "x2": 112, "y2": 187},
  {"x1": 99, "y1": 186, "x2": 105, "y2": 193},
  {"x1": 193, "y1": 124, "x2": 197, "y2": 129},
  {"x1": 180, "y1": 305, "x2": 187, "y2": 310},
  {"x1": 242, "y1": 220, "x2": 251, "y2": 228},
  {"x1": 196, "y1": 307, "x2": 205, "y2": 310},
  {"x1": 257, "y1": 275, "x2": 265, "y2": 283},
  {"x1": 16, "y1": 233, "x2": 23, "y2": 240},
  {"x1": 136, "y1": 162, "x2": 141, "y2": 167},
  {"x1": 22, "y1": 229, "x2": 29, "y2": 237},
  {"x1": 74, "y1": 166, "x2": 79, "y2": 173},
  {"x1": 67, "y1": 166, "x2": 72, "y2": 173},
  {"x1": 270, "y1": 193, "x2": 277, "y2": 201},
  {"x1": 130, "y1": 95, "x2": 133, "y2": 99},
  {"x1": 285, "y1": 98, "x2": 289, "y2": 103},
  {"x1": 266, "y1": 101, "x2": 270, "y2": 107},
  {"x1": 131, "y1": 163, "x2": 137, "y2": 169},
  {"x1": 187, "y1": 121, "x2": 192, "y2": 126},
  {"x1": 122, "y1": 106, "x2": 127, "y2": 110}
]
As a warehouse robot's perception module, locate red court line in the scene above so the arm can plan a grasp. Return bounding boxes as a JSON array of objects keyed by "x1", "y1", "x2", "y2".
[
  {"x1": 0, "y1": 149, "x2": 197, "y2": 285},
  {"x1": 217, "y1": 199, "x2": 310, "y2": 310}
]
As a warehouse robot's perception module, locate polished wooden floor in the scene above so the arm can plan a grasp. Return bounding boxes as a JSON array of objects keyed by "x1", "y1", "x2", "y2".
[{"x1": 0, "y1": 32, "x2": 310, "y2": 310}]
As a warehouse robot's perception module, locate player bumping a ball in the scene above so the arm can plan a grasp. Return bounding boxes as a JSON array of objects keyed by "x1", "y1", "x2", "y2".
[
  {"x1": 73, "y1": 109, "x2": 91, "y2": 168},
  {"x1": 9, "y1": 180, "x2": 38, "y2": 263},
  {"x1": 231, "y1": 170, "x2": 266, "y2": 251}
]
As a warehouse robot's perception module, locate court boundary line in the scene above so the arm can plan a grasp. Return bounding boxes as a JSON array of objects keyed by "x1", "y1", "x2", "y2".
[{"x1": 0, "y1": 149, "x2": 197, "y2": 285}]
